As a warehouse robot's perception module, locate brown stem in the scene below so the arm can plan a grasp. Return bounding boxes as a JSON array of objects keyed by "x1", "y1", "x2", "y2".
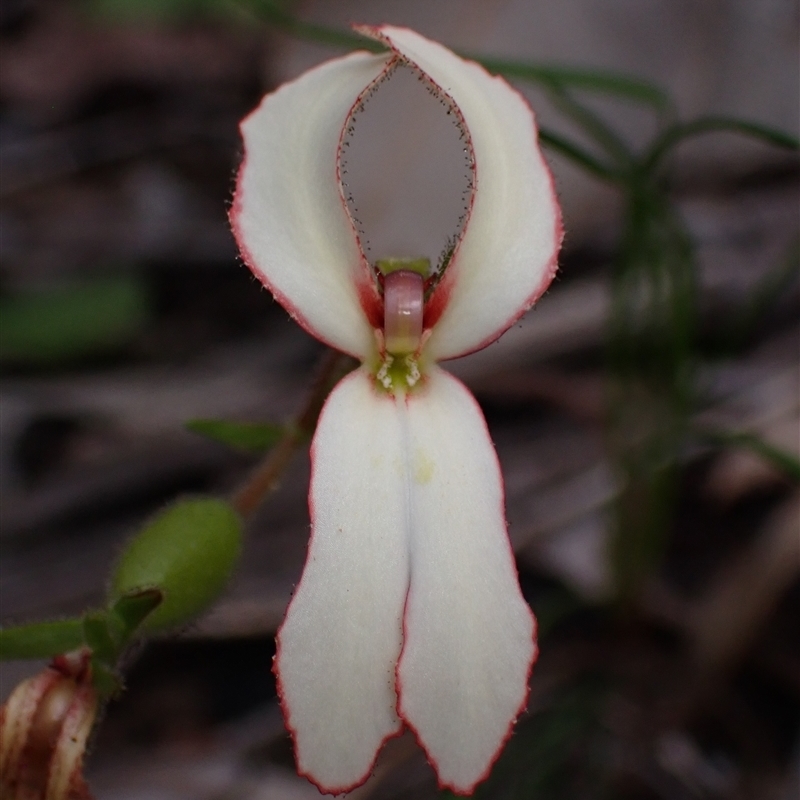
[{"x1": 231, "y1": 349, "x2": 351, "y2": 518}]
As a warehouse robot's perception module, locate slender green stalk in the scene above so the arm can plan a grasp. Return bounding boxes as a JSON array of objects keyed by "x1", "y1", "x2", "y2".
[
  {"x1": 543, "y1": 84, "x2": 635, "y2": 169},
  {"x1": 538, "y1": 129, "x2": 623, "y2": 182},
  {"x1": 606, "y1": 177, "x2": 697, "y2": 602},
  {"x1": 247, "y1": 1, "x2": 672, "y2": 111},
  {"x1": 0, "y1": 619, "x2": 85, "y2": 660},
  {"x1": 231, "y1": 349, "x2": 351, "y2": 517},
  {"x1": 246, "y1": 0, "x2": 384, "y2": 51},
  {"x1": 644, "y1": 116, "x2": 799, "y2": 172},
  {"x1": 472, "y1": 56, "x2": 671, "y2": 111}
]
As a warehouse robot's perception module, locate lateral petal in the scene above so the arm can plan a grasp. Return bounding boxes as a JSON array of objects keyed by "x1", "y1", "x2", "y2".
[
  {"x1": 361, "y1": 26, "x2": 562, "y2": 361},
  {"x1": 275, "y1": 368, "x2": 409, "y2": 793},
  {"x1": 397, "y1": 366, "x2": 537, "y2": 794},
  {"x1": 232, "y1": 51, "x2": 390, "y2": 359}
]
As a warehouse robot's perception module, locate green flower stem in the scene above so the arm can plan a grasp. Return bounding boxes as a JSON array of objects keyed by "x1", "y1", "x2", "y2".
[
  {"x1": 0, "y1": 619, "x2": 84, "y2": 660},
  {"x1": 0, "y1": 591, "x2": 162, "y2": 677},
  {"x1": 231, "y1": 348, "x2": 353, "y2": 518}
]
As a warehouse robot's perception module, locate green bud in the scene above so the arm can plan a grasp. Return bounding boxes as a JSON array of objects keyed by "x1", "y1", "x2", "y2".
[
  {"x1": 109, "y1": 589, "x2": 164, "y2": 641},
  {"x1": 110, "y1": 498, "x2": 242, "y2": 633}
]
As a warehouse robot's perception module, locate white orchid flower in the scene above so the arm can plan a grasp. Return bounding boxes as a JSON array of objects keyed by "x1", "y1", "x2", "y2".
[{"x1": 231, "y1": 25, "x2": 561, "y2": 795}]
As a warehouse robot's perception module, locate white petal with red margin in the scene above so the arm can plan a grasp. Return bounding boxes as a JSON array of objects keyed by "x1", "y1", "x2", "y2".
[
  {"x1": 232, "y1": 51, "x2": 389, "y2": 359},
  {"x1": 397, "y1": 366, "x2": 537, "y2": 793},
  {"x1": 362, "y1": 26, "x2": 561, "y2": 361},
  {"x1": 275, "y1": 368, "x2": 409, "y2": 793}
]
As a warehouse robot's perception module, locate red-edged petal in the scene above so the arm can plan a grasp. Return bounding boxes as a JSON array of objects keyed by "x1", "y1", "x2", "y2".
[
  {"x1": 396, "y1": 366, "x2": 537, "y2": 794},
  {"x1": 231, "y1": 51, "x2": 390, "y2": 359},
  {"x1": 275, "y1": 368, "x2": 409, "y2": 793},
  {"x1": 360, "y1": 25, "x2": 562, "y2": 361}
]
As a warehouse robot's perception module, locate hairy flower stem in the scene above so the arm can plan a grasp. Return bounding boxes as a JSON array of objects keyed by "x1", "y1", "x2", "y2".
[{"x1": 231, "y1": 349, "x2": 352, "y2": 518}]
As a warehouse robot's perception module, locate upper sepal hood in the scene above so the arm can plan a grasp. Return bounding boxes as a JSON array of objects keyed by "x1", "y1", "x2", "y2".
[
  {"x1": 360, "y1": 26, "x2": 562, "y2": 361},
  {"x1": 231, "y1": 25, "x2": 561, "y2": 363}
]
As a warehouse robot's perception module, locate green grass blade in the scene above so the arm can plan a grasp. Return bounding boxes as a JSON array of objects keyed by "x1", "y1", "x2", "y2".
[
  {"x1": 474, "y1": 57, "x2": 671, "y2": 110},
  {"x1": 538, "y1": 128, "x2": 623, "y2": 182},
  {"x1": 246, "y1": 0, "x2": 671, "y2": 113},
  {"x1": 718, "y1": 240, "x2": 800, "y2": 354},
  {"x1": 545, "y1": 84, "x2": 634, "y2": 167},
  {"x1": 645, "y1": 117, "x2": 799, "y2": 171},
  {"x1": 244, "y1": 0, "x2": 667, "y2": 174},
  {"x1": 0, "y1": 619, "x2": 85, "y2": 660},
  {"x1": 246, "y1": 0, "x2": 384, "y2": 51}
]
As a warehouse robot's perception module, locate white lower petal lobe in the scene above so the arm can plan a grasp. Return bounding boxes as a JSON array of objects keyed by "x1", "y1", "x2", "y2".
[
  {"x1": 275, "y1": 368, "x2": 409, "y2": 793},
  {"x1": 397, "y1": 366, "x2": 537, "y2": 794}
]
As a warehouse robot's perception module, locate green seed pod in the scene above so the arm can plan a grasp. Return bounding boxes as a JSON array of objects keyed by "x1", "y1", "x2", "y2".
[{"x1": 110, "y1": 498, "x2": 242, "y2": 633}]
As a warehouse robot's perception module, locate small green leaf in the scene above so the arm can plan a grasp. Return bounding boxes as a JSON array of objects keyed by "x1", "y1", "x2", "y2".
[
  {"x1": 110, "y1": 497, "x2": 243, "y2": 632},
  {"x1": 186, "y1": 419, "x2": 286, "y2": 452},
  {"x1": 473, "y1": 56, "x2": 671, "y2": 110},
  {"x1": 0, "y1": 276, "x2": 148, "y2": 364},
  {"x1": 0, "y1": 619, "x2": 85, "y2": 660},
  {"x1": 109, "y1": 589, "x2": 164, "y2": 643},
  {"x1": 83, "y1": 612, "x2": 118, "y2": 667},
  {"x1": 645, "y1": 116, "x2": 799, "y2": 171}
]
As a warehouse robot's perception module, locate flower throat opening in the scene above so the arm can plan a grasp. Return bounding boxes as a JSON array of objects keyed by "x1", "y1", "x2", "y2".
[{"x1": 338, "y1": 60, "x2": 475, "y2": 292}]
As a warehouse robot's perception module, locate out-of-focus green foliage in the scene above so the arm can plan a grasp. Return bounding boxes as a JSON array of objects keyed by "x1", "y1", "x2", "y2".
[
  {"x1": 82, "y1": 0, "x2": 241, "y2": 22},
  {"x1": 0, "y1": 276, "x2": 148, "y2": 364},
  {"x1": 186, "y1": 418, "x2": 287, "y2": 452}
]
